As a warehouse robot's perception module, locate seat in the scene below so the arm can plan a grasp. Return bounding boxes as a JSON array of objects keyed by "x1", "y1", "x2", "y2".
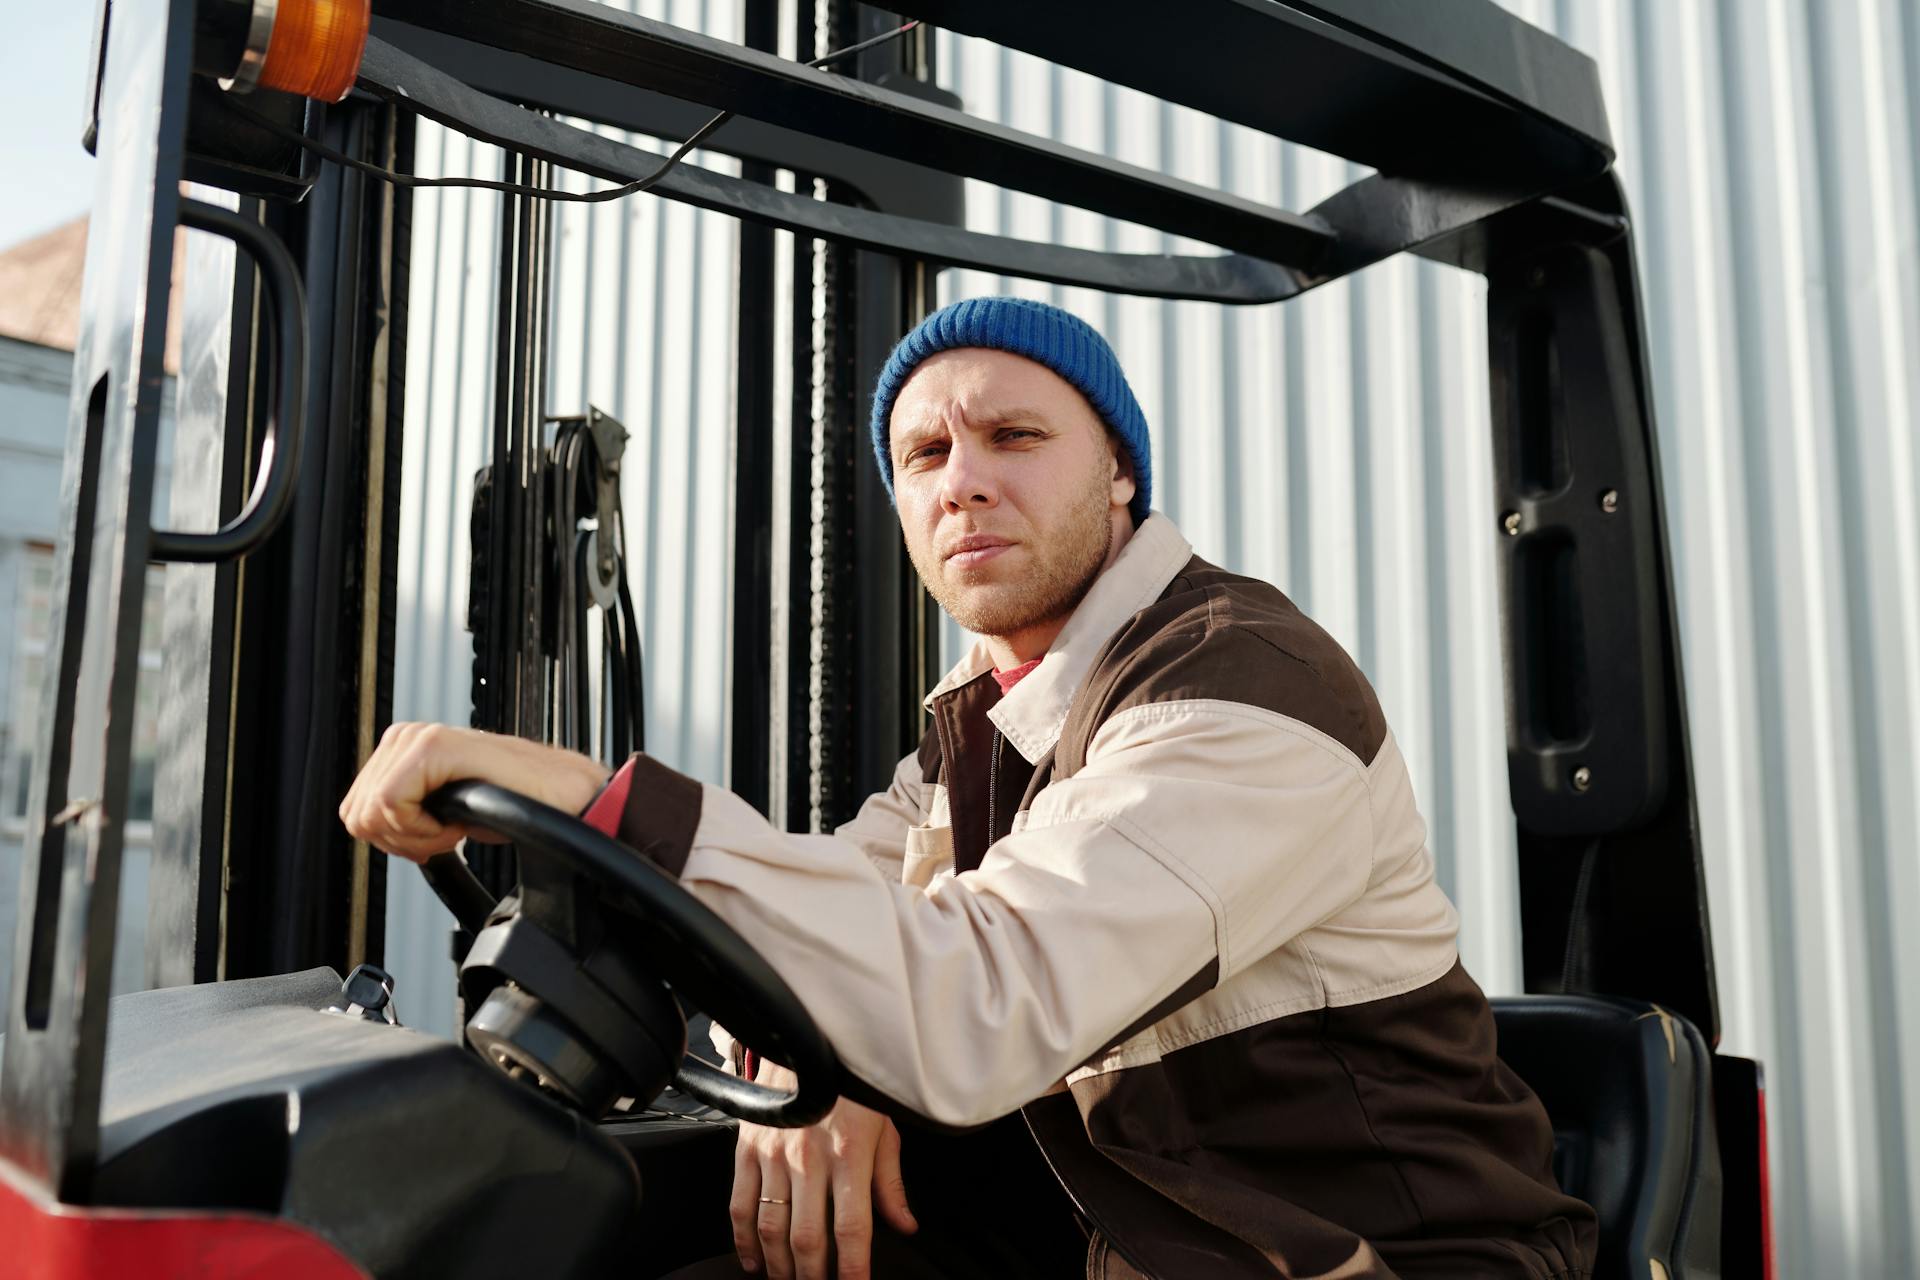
[{"x1": 1490, "y1": 994, "x2": 1723, "y2": 1280}]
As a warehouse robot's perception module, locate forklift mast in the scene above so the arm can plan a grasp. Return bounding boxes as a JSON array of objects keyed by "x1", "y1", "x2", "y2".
[{"x1": 3, "y1": 0, "x2": 1748, "y2": 1266}]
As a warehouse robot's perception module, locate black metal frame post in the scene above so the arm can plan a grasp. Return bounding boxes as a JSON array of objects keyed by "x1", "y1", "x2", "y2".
[
  {"x1": 728, "y1": 0, "x2": 781, "y2": 819},
  {"x1": 218, "y1": 98, "x2": 409, "y2": 981},
  {"x1": 779, "y1": 3, "x2": 951, "y2": 830},
  {"x1": 463, "y1": 148, "x2": 554, "y2": 897},
  {"x1": 784, "y1": 0, "x2": 821, "y2": 832},
  {"x1": 349, "y1": 103, "x2": 414, "y2": 975},
  {"x1": 808, "y1": 201, "x2": 861, "y2": 828},
  {"x1": 504, "y1": 157, "x2": 554, "y2": 746},
  {"x1": 2, "y1": 0, "x2": 198, "y2": 1201},
  {"x1": 1472, "y1": 181, "x2": 1719, "y2": 1042},
  {"x1": 844, "y1": 8, "x2": 944, "y2": 814},
  {"x1": 785, "y1": 0, "x2": 861, "y2": 833},
  {"x1": 146, "y1": 191, "x2": 258, "y2": 988}
]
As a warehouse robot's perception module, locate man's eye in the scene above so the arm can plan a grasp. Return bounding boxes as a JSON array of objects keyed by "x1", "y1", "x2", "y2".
[
  {"x1": 906, "y1": 443, "x2": 947, "y2": 464},
  {"x1": 1000, "y1": 428, "x2": 1041, "y2": 442}
]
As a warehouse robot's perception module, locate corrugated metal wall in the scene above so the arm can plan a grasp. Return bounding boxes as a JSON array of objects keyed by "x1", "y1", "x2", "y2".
[{"x1": 385, "y1": 3, "x2": 1920, "y2": 1274}]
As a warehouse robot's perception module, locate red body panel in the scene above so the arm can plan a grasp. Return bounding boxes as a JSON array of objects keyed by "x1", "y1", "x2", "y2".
[
  {"x1": 1758, "y1": 1079, "x2": 1775, "y2": 1280},
  {"x1": 0, "y1": 1159, "x2": 367, "y2": 1280}
]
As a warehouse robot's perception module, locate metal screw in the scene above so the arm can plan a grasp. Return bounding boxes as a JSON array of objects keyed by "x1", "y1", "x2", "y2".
[
  {"x1": 1572, "y1": 765, "x2": 1593, "y2": 792},
  {"x1": 1600, "y1": 489, "x2": 1620, "y2": 514},
  {"x1": 1502, "y1": 511, "x2": 1522, "y2": 536}
]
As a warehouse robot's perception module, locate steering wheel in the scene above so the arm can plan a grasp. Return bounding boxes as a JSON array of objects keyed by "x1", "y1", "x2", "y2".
[{"x1": 419, "y1": 780, "x2": 840, "y2": 1128}]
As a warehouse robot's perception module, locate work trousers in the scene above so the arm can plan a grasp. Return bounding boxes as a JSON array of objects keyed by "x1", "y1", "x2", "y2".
[{"x1": 664, "y1": 1113, "x2": 1089, "y2": 1278}]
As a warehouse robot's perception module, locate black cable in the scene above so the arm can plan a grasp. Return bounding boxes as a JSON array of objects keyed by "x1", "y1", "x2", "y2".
[
  {"x1": 224, "y1": 20, "x2": 920, "y2": 203},
  {"x1": 567, "y1": 425, "x2": 607, "y2": 758},
  {"x1": 547, "y1": 423, "x2": 576, "y2": 750},
  {"x1": 543, "y1": 415, "x2": 647, "y2": 764},
  {"x1": 606, "y1": 603, "x2": 632, "y2": 761},
  {"x1": 572, "y1": 528, "x2": 595, "y2": 747},
  {"x1": 616, "y1": 571, "x2": 646, "y2": 755},
  {"x1": 799, "y1": 17, "x2": 923, "y2": 71}
]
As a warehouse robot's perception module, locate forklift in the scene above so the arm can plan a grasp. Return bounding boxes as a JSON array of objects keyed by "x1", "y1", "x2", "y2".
[{"x1": 1, "y1": 0, "x2": 1771, "y2": 1275}]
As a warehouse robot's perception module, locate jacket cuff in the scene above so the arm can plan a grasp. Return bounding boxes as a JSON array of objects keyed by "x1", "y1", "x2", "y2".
[
  {"x1": 582, "y1": 753, "x2": 704, "y2": 878},
  {"x1": 581, "y1": 759, "x2": 636, "y2": 836}
]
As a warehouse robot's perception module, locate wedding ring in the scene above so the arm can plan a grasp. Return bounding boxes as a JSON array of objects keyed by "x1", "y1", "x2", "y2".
[{"x1": 759, "y1": 1197, "x2": 790, "y2": 1206}]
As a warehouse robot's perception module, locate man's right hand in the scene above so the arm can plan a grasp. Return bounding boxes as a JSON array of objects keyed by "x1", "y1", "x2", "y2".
[
  {"x1": 730, "y1": 1061, "x2": 918, "y2": 1280},
  {"x1": 338, "y1": 722, "x2": 611, "y2": 861}
]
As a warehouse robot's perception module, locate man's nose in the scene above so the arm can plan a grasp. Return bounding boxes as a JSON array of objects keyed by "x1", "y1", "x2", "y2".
[{"x1": 938, "y1": 437, "x2": 999, "y2": 511}]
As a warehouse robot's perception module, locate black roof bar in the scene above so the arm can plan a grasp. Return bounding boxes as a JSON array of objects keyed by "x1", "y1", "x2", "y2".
[
  {"x1": 367, "y1": 21, "x2": 963, "y2": 225},
  {"x1": 356, "y1": 37, "x2": 1313, "y2": 304},
  {"x1": 373, "y1": 0, "x2": 1340, "y2": 272},
  {"x1": 367, "y1": 0, "x2": 1619, "y2": 303},
  {"x1": 890, "y1": 0, "x2": 1613, "y2": 185}
]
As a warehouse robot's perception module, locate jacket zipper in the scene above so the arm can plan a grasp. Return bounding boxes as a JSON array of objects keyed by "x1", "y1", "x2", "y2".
[{"x1": 987, "y1": 731, "x2": 1003, "y2": 851}]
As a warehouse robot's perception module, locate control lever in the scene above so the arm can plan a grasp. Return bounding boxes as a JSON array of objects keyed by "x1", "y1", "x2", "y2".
[{"x1": 326, "y1": 963, "x2": 401, "y2": 1025}]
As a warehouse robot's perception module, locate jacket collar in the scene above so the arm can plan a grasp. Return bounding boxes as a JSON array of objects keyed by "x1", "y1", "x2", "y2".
[{"x1": 922, "y1": 512, "x2": 1194, "y2": 765}]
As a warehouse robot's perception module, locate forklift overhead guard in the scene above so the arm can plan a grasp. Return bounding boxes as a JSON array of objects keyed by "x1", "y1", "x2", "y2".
[{"x1": 2, "y1": 1, "x2": 1768, "y2": 1276}]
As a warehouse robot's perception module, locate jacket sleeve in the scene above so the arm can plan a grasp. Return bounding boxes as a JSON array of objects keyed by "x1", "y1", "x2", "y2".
[
  {"x1": 827, "y1": 748, "x2": 937, "y2": 881},
  {"x1": 586, "y1": 748, "x2": 932, "y2": 1070},
  {"x1": 587, "y1": 748, "x2": 931, "y2": 877},
  {"x1": 606, "y1": 699, "x2": 1376, "y2": 1128}
]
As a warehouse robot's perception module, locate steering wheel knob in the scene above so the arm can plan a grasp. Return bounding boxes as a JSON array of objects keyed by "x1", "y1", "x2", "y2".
[
  {"x1": 458, "y1": 911, "x2": 688, "y2": 1118},
  {"x1": 423, "y1": 780, "x2": 842, "y2": 1127},
  {"x1": 467, "y1": 982, "x2": 658, "y2": 1115}
]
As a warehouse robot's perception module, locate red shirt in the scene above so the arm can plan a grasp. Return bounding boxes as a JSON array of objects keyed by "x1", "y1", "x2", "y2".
[{"x1": 992, "y1": 657, "x2": 1041, "y2": 695}]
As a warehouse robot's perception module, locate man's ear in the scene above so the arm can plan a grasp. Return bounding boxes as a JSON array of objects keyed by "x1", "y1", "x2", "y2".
[{"x1": 1106, "y1": 431, "x2": 1137, "y2": 509}]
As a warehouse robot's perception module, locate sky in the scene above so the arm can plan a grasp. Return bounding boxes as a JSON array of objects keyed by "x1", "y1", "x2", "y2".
[{"x1": 0, "y1": 10, "x2": 103, "y2": 250}]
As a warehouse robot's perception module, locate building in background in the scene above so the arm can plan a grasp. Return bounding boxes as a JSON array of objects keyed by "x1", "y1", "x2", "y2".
[{"x1": 0, "y1": 219, "x2": 176, "y2": 1003}]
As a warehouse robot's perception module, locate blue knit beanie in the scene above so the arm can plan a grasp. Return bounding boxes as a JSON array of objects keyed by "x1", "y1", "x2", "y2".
[{"x1": 869, "y1": 297, "x2": 1152, "y2": 522}]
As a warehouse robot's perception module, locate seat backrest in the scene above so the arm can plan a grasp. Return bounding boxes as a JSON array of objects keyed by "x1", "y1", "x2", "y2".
[{"x1": 1489, "y1": 994, "x2": 1722, "y2": 1280}]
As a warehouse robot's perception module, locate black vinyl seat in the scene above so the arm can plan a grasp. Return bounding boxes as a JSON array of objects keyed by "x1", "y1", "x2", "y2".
[{"x1": 1490, "y1": 995, "x2": 1723, "y2": 1280}]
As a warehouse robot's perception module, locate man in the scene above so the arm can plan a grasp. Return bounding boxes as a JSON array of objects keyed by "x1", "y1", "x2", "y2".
[{"x1": 343, "y1": 297, "x2": 1597, "y2": 1279}]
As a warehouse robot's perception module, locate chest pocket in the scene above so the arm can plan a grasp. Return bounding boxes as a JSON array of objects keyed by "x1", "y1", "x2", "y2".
[{"x1": 903, "y1": 823, "x2": 954, "y2": 889}]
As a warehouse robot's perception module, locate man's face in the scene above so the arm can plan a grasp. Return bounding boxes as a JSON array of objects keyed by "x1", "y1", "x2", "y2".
[{"x1": 889, "y1": 348, "x2": 1137, "y2": 640}]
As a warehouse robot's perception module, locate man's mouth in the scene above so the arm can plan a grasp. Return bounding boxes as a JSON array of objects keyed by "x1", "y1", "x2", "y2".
[{"x1": 944, "y1": 534, "x2": 1015, "y2": 569}]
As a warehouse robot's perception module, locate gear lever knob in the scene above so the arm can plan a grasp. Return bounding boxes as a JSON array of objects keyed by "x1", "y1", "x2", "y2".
[{"x1": 330, "y1": 962, "x2": 400, "y2": 1024}]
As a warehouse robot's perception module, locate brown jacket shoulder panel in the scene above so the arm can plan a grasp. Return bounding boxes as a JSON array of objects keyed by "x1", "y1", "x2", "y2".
[
  {"x1": 1055, "y1": 556, "x2": 1387, "y2": 778},
  {"x1": 915, "y1": 718, "x2": 943, "y2": 784}
]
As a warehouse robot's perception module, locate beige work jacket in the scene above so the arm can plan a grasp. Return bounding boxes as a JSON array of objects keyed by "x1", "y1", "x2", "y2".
[{"x1": 612, "y1": 514, "x2": 1595, "y2": 1278}]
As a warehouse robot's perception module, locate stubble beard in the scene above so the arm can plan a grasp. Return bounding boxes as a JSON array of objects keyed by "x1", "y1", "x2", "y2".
[{"x1": 911, "y1": 464, "x2": 1115, "y2": 640}]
